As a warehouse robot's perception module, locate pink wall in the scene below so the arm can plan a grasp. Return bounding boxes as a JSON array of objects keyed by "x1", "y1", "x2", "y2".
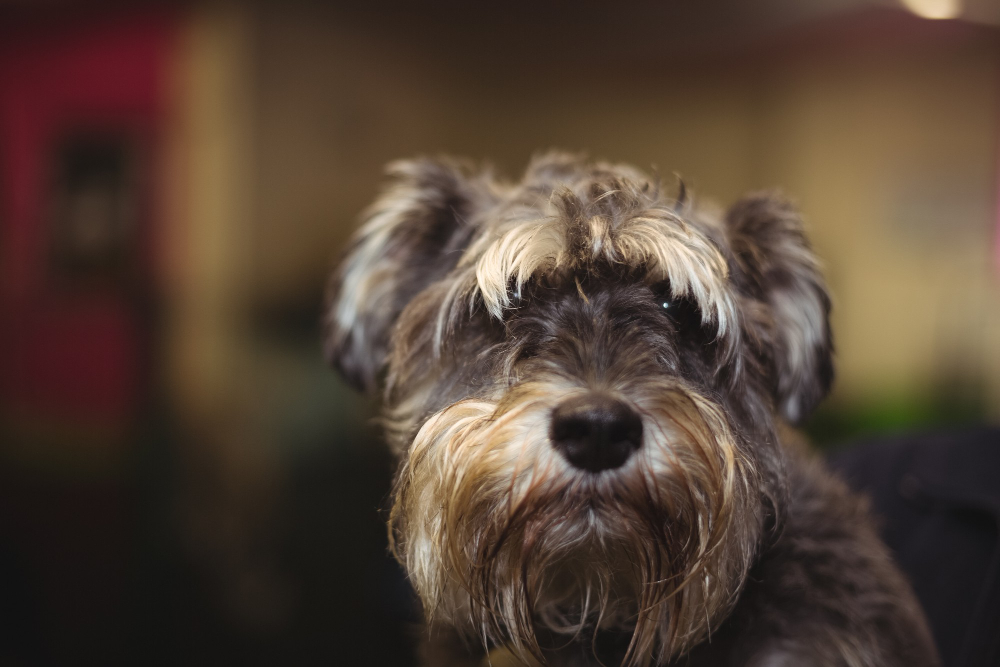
[{"x1": 0, "y1": 9, "x2": 177, "y2": 430}]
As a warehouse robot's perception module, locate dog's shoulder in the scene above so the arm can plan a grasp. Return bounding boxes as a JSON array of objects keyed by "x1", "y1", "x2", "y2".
[{"x1": 687, "y1": 435, "x2": 941, "y2": 667}]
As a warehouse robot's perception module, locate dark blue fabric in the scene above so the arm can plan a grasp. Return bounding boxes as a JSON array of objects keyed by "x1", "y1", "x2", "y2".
[{"x1": 829, "y1": 427, "x2": 1000, "y2": 667}]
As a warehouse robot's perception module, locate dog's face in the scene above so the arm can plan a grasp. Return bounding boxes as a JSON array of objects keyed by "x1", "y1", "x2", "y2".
[{"x1": 324, "y1": 154, "x2": 833, "y2": 664}]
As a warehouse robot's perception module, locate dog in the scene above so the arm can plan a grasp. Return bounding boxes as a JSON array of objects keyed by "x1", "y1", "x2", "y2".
[{"x1": 323, "y1": 153, "x2": 939, "y2": 666}]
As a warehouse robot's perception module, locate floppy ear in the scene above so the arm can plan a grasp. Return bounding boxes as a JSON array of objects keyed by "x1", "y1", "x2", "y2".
[
  {"x1": 725, "y1": 193, "x2": 834, "y2": 424},
  {"x1": 324, "y1": 157, "x2": 498, "y2": 392}
]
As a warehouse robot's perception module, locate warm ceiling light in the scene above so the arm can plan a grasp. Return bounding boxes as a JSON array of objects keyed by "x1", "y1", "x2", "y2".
[{"x1": 900, "y1": 0, "x2": 963, "y2": 19}]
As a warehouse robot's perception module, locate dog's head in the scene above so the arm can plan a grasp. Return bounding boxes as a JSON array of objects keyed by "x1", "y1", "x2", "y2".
[{"x1": 324, "y1": 153, "x2": 833, "y2": 664}]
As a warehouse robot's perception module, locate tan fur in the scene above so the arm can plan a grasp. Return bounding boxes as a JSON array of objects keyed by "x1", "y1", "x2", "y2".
[{"x1": 390, "y1": 376, "x2": 760, "y2": 665}]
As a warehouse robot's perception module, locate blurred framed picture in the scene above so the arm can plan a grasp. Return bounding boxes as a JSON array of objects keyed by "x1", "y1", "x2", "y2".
[{"x1": 48, "y1": 133, "x2": 141, "y2": 285}]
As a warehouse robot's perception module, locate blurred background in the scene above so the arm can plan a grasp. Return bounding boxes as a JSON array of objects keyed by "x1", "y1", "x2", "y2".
[{"x1": 0, "y1": 0, "x2": 998, "y2": 665}]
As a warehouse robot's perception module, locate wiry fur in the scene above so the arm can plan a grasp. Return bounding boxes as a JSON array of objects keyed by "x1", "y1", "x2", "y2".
[
  {"x1": 392, "y1": 379, "x2": 758, "y2": 664},
  {"x1": 324, "y1": 153, "x2": 938, "y2": 666}
]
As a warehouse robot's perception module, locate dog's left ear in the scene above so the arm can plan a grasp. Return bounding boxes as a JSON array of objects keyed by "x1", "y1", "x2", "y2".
[
  {"x1": 324, "y1": 157, "x2": 498, "y2": 392},
  {"x1": 725, "y1": 193, "x2": 834, "y2": 423}
]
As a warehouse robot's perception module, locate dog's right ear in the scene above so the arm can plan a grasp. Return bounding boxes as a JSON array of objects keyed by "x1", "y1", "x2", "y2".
[{"x1": 324, "y1": 157, "x2": 498, "y2": 393}]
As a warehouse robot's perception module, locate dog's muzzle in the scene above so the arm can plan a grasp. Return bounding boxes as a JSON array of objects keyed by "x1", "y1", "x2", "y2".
[{"x1": 549, "y1": 394, "x2": 643, "y2": 472}]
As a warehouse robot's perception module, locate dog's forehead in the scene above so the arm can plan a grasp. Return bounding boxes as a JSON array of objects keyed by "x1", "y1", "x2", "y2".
[{"x1": 448, "y1": 162, "x2": 738, "y2": 336}]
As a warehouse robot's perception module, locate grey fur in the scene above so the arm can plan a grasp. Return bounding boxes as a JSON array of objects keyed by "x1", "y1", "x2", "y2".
[{"x1": 325, "y1": 153, "x2": 938, "y2": 666}]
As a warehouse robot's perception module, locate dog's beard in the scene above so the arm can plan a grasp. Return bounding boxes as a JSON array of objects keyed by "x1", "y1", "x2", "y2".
[{"x1": 390, "y1": 378, "x2": 762, "y2": 666}]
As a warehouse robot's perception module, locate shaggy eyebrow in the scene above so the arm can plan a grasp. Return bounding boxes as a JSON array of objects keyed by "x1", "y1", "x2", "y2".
[{"x1": 465, "y1": 213, "x2": 736, "y2": 327}]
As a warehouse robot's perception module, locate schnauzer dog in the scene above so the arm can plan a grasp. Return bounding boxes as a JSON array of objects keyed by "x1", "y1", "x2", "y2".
[{"x1": 324, "y1": 153, "x2": 938, "y2": 666}]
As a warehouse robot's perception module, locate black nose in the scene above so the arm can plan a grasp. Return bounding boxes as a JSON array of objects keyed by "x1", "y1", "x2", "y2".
[{"x1": 549, "y1": 394, "x2": 643, "y2": 473}]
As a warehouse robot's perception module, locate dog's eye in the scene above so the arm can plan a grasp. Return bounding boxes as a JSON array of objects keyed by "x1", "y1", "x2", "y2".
[
  {"x1": 651, "y1": 281, "x2": 680, "y2": 313},
  {"x1": 652, "y1": 281, "x2": 709, "y2": 339},
  {"x1": 517, "y1": 343, "x2": 538, "y2": 361},
  {"x1": 665, "y1": 296, "x2": 703, "y2": 329}
]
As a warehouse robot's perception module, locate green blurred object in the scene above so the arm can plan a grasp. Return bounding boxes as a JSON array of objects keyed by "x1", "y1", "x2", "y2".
[{"x1": 805, "y1": 384, "x2": 988, "y2": 448}]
